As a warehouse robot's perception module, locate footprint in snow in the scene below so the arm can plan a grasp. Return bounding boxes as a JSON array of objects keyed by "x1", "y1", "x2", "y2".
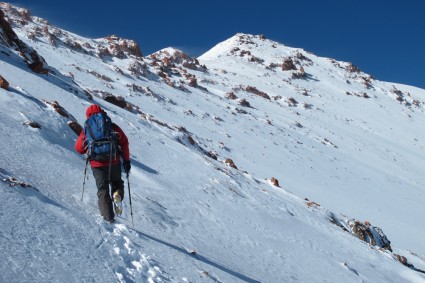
[{"x1": 99, "y1": 220, "x2": 169, "y2": 282}]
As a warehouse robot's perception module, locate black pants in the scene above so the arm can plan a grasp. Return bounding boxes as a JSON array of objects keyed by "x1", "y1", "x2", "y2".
[{"x1": 92, "y1": 163, "x2": 124, "y2": 221}]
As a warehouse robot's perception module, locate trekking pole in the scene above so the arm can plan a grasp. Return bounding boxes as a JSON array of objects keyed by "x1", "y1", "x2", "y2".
[
  {"x1": 81, "y1": 157, "x2": 89, "y2": 201},
  {"x1": 126, "y1": 172, "x2": 134, "y2": 228}
]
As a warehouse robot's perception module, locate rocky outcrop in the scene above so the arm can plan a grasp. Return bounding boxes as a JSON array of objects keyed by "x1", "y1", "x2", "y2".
[
  {"x1": 346, "y1": 63, "x2": 361, "y2": 73},
  {"x1": 150, "y1": 48, "x2": 205, "y2": 71},
  {"x1": 226, "y1": 92, "x2": 238, "y2": 100},
  {"x1": 348, "y1": 220, "x2": 392, "y2": 252},
  {"x1": 281, "y1": 58, "x2": 297, "y2": 71},
  {"x1": 0, "y1": 8, "x2": 49, "y2": 74},
  {"x1": 104, "y1": 35, "x2": 143, "y2": 58}
]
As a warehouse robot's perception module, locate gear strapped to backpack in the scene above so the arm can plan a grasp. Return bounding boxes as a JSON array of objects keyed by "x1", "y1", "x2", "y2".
[{"x1": 84, "y1": 112, "x2": 118, "y2": 161}]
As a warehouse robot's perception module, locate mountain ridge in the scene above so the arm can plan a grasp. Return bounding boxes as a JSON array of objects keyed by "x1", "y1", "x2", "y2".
[{"x1": 1, "y1": 2, "x2": 425, "y2": 282}]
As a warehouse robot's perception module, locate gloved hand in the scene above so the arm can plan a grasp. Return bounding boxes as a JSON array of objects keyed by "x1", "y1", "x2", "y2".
[{"x1": 123, "y1": 160, "x2": 131, "y2": 174}]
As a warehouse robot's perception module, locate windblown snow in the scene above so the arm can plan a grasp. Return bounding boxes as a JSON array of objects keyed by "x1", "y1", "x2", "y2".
[{"x1": 1, "y1": 3, "x2": 425, "y2": 282}]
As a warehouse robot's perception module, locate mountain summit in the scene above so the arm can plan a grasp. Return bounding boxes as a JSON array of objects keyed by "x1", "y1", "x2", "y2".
[{"x1": 1, "y1": 3, "x2": 425, "y2": 282}]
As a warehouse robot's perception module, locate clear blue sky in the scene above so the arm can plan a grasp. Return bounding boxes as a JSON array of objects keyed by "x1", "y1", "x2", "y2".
[{"x1": 8, "y1": 0, "x2": 425, "y2": 89}]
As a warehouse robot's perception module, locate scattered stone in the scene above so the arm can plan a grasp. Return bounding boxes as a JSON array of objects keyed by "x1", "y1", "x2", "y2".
[
  {"x1": 226, "y1": 92, "x2": 238, "y2": 100},
  {"x1": 306, "y1": 201, "x2": 320, "y2": 208},
  {"x1": 243, "y1": 86, "x2": 270, "y2": 100},
  {"x1": 0, "y1": 75, "x2": 9, "y2": 90},
  {"x1": 238, "y1": 98, "x2": 250, "y2": 107},
  {"x1": 287, "y1": 97, "x2": 298, "y2": 106},
  {"x1": 346, "y1": 63, "x2": 361, "y2": 73},
  {"x1": 26, "y1": 120, "x2": 41, "y2": 128},
  {"x1": 225, "y1": 158, "x2": 238, "y2": 169},
  {"x1": 271, "y1": 177, "x2": 280, "y2": 187}
]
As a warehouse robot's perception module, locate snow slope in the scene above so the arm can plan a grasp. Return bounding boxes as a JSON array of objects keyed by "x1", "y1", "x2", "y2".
[{"x1": 1, "y1": 3, "x2": 425, "y2": 282}]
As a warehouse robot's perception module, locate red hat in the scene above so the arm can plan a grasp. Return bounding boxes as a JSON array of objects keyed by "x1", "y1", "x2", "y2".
[{"x1": 85, "y1": 104, "x2": 102, "y2": 118}]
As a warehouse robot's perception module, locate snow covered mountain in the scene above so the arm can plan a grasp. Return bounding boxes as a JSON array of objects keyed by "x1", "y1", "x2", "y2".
[{"x1": 1, "y1": 3, "x2": 425, "y2": 282}]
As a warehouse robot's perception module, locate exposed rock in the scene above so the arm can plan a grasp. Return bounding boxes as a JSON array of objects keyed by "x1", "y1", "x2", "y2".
[
  {"x1": 291, "y1": 71, "x2": 306, "y2": 79},
  {"x1": 0, "y1": 75, "x2": 9, "y2": 90},
  {"x1": 281, "y1": 58, "x2": 297, "y2": 71},
  {"x1": 240, "y1": 50, "x2": 251, "y2": 57},
  {"x1": 104, "y1": 95, "x2": 128, "y2": 109},
  {"x1": 207, "y1": 151, "x2": 218, "y2": 160},
  {"x1": 188, "y1": 77, "x2": 197, "y2": 87},
  {"x1": 187, "y1": 135, "x2": 196, "y2": 145},
  {"x1": 104, "y1": 35, "x2": 143, "y2": 58},
  {"x1": 238, "y1": 98, "x2": 250, "y2": 107},
  {"x1": 268, "y1": 63, "x2": 280, "y2": 69},
  {"x1": 26, "y1": 120, "x2": 41, "y2": 129},
  {"x1": 83, "y1": 89, "x2": 93, "y2": 100},
  {"x1": 235, "y1": 108, "x2": 248, "y2": 114},
  {"x1": 18, "y1": 8, "x2": 31, "y2": 21},
  {"x1": 303, "y1": 102, "x2": 313, "y2": 109},
  {"x1": 229, "y1": 47, "x2": 240, "y2": 55},
  {"x1": 249, "y1": 55, "x2": 264, "y2": 63},
  {"x1": 287, "y1": 97, "x2": 298, "y2": 106},
  {"x1": 128, "y1": 60, "x2": 147, "y2": 77},
  {"x1": 225, "y1": 158, "x2": 238, "y2": 169},
  {"x1": 2, "y1": 176, "x2": 33, "y2": 188},
  {"x1": 271, "y1": 177, "x2": 280, "y2": 187},
  {"x1": 226, "y1": 92, "x2": 238, "y2": 100},
  {"x1": 346, "y1": 63, "x2": 361, "y2": 73},
  {"x1": 295, "y1": 52, "x2": 312, "y2": 62},
  {"x1": 412, "y1": 100, "x2": 421, "y2": 107},
  {"x1": 46, "y1": 100, "x2": 69, "y2": 117},
  {"x1": 68, "y1": 121, "x2": 82, "y2": 136},
  {"x1": 306, "y1": 201, "x2": 320, "y2": 208},
  {"x1": 97, "y1": 46, "x2": 111, "y2": 58},
  {"x1": 85, "y1": 69, "x2": 113, "y2": 82},
  {"x1": 0, "y1": 9, "x2": 49, "y2": 74},
  {"x1": 395, "y1": 254, "x2": 409, "y2": 266},
  {"x1": 348, "y1": 220, "x2": 392, "y2": 252},
  {"x1": 151, "y1": 48, "x2": 202, "y2": 71},
  {"x1": 243, "y1": 86, "x2": 270, "y2": 100}
]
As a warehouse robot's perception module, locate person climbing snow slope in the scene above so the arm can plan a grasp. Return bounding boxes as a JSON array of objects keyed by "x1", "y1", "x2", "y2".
[{"x1": 75, "y1": 104, "x2": 131, "y2": 223}]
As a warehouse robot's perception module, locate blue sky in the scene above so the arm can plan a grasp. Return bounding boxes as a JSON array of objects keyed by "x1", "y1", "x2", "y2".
[{"x1": 8, "y1": 0, "x2": 425, "y2": 89}]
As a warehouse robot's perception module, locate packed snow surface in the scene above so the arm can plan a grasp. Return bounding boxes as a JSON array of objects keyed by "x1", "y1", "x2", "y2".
[{"x1": 1, "y1": 4, "x2": 425, "y2": 282}]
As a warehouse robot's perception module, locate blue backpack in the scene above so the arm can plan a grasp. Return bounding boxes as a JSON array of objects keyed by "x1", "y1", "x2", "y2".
[{"x1": 84, "y1": 112, "x2": 118, "y2": 161}]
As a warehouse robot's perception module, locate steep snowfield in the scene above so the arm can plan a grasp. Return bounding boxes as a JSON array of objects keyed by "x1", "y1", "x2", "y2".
[{"x1": 1, "y1": 3, "x2": 425, "y2": 282}]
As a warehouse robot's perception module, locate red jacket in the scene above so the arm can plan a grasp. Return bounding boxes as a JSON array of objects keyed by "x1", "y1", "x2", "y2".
[{"x1": 75, "y1": 105, "x2": 130, "y2": 168}]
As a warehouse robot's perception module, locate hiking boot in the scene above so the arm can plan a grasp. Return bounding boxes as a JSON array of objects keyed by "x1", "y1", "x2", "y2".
[
  {"x1": 104, "y1": 217, "x2": 115, "y2": 224},
  {"x1": 112, "y1": 191, "x2": 122, "y2": 203},
  {"x1": 114, "y1": 203, "x2": 123, "y2": 216}
]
